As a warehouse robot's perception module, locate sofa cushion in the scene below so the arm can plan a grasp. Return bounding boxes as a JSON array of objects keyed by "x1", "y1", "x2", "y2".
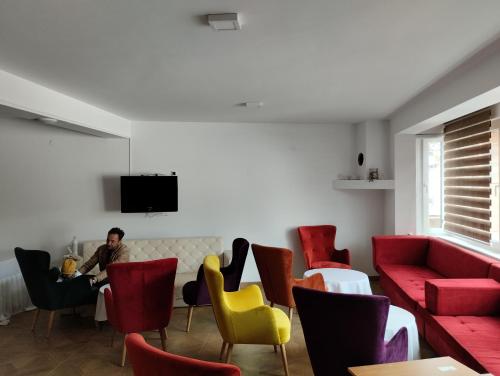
[
  {"x1": 427, "y1": 315, "x2": 500, "y2": 375},
  {"x1": 426, "y1": 238, "x2": 493, "y2": 278},
  {"x1": 425, "y1": 279, "x2": 500, "y2": 316},
  {"x1": 379, "y1": 264, "x2": 443, "y2": 309}
]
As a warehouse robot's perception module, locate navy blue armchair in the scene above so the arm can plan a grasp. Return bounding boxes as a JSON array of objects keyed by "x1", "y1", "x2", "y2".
[{"x1": 15, "y1": 247, "x2": 97, "y2": 337}]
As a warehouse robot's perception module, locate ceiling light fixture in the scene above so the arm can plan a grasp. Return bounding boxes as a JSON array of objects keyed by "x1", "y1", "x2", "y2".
[
  {"x1": 38, "y1": 117, "x2": 59, "y2": 125},
  {"x1": 207, "y1": 13, "x2": 241, "y2": 31},
  {"x1": 244, "y1": 101, "x2": 264, "y2": 108}
]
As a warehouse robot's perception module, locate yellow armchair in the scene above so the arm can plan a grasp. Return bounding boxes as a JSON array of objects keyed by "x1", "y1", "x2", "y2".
[{"x1": 204, "y1": 255, "x2": 291, "y2": 376}]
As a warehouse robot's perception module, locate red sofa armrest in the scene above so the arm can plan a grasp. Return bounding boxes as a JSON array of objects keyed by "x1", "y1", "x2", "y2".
[
  {"x1": 372, "y1": 235, "x2": 429, "y2": 272},
  {"x1": 425, "y1": 279, "x2": 500, "y2": 316}
]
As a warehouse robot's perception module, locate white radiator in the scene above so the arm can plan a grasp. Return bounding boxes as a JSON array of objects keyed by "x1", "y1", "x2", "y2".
[{"x1": 0, "y1": 273, "x2": 33, "y2": 325}]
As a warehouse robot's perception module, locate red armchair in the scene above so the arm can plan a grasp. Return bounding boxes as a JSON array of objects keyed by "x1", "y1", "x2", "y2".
[
  {"x1": 297, "y1": 225, "x2": 351, "y2": 270},
  {"x1": 252, "y1": 243, "x2": 326, "y2": 324},
  {"x1": 126, "y1": 333, "x2": 241, "y2": 376},
  {"x1": 104, "y1": 258, "x2": 177, "y2": 366}
]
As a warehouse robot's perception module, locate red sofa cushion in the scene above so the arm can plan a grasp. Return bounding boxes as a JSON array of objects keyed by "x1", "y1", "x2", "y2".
[
  {"x1": 489, "y1": 263, "x2": 500, "y2": 282},
  {"x1": 425, "y1": 279, "x2": 500, "y2": 316},
  {"x1": 426, "y1": 238, "x2": 493, "y2": 278},
  {"x1": 379, "y1": 264, "x2": 443, "y2": 308},
  {"x1": 372, "y1": 236, "x2": 429, "y2": 271},
  {"x1": 427, "y1": 315, "x2": 500, "y2": 375}
]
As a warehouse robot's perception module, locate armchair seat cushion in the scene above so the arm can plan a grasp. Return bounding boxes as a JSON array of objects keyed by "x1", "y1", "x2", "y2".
[{"x1": 310, "y1": 261, "x2": 351, "y2": 269}]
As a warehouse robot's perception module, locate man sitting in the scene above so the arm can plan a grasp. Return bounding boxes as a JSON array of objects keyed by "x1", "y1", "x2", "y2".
[{"x1": 79, "y1": 227, "x2": 130, "y2": 288}]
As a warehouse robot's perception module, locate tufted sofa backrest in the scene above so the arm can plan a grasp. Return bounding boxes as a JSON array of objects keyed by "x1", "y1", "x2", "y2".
[{"x1": 82, "y1": 237, "x2": 224, "y2": 275}]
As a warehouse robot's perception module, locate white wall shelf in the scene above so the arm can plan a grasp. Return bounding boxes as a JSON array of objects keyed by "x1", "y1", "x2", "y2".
[{"x1": 333, "y1": 179, "x2": 394, "y2": 190}]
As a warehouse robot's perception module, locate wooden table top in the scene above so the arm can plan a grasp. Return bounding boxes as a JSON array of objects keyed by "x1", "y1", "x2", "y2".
[{"x1": 348, "y1": 357, "x2": 481, "y2": 376}]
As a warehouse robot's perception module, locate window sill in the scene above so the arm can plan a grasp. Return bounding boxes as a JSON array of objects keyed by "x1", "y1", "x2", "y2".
[{"x1": 423, "y1": 230, "x2": 500, "y2": 260}]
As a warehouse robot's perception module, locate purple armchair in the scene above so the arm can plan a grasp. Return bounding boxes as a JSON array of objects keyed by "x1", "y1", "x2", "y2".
[
  {"x1": 292, "y1": 286, "x2": 408, "y2": 376},
  {"x1": 182, "y1": 238, "x2": 249, "y2": 332}
]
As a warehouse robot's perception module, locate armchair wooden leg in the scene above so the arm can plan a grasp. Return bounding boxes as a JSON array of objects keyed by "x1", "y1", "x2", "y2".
[
  {"x1": 219, "y1": 341, "x2": 228, "y2": 360},
  {"x1": 289, "y1": 307, "x2": 293, "y2": 326},
  {"x1": 186, "y1": 306, "x2": 194, "y2": 332},
  {"x1": 160, "y1": 327, "x2": 168, "y2": 351},
  {"x1": 273, "y1": 345, "x2": 278, "y2": 353},
  {"x1": 280, "y1": 344, "x2": 290, "y2": 376},
  {"x1": 46, "y1": 311, "x2": 56, "y2": 338},
  {"x1": 31, "y1": 309, "x2": 40, "y2": 332},
  {"x1": 121, "y1": 335, "x2": 127, "y2": 367},
  {"x1": 225, "y1": 344, "x2": 234, "y2": 363},
  {"x1": 270, "y1": 301, "x2": 274, "y2": 307}
]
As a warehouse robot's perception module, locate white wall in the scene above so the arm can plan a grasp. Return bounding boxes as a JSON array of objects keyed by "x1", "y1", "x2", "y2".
[
  {"x1": 0, "y1": 117, "x2": 129, "y2": 263},
  {"x1": 129, "y1": 121, "x2": 386, "y2": 280},
  {"x1": 0, "y1": 118, "x2": 387, "y2": 281},
  {"x1": 389, "y1": 40, "x2": 500, "y2": 236}
]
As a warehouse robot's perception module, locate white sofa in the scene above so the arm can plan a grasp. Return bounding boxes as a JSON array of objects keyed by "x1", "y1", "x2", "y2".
[{"x1": 81, "y1": 236, "x2": 224, "y2": 306}]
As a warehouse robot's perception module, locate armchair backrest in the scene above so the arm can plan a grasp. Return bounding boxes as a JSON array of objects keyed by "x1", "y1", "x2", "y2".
[
  {"x1": 107, "y1": 258, "x2": 177, "y2": 333},
  {"x1": 252, "y1": 244, "x2": 294, "y2": 307},
  {"x1": 126, "y1": 333, "x2": 241, "y2": 376},
  {"x1": 203, "y1": 255, "x2": 234, "y2": 342},
  {"x1": 298, "y1": 225, "x2": 336, "y2": 268},
  {"x1": 222, "y1": 238, "x2": 249, "y2": 290},
  {"x1": 14, "y1": 247, "x2": 53, "y2": 309},
  {"x1": 191, "y1": 238, "x2": 248, "y2": 306},
  {"x1": 293, "y1": 286, "x2": 390, "y2": 376}
]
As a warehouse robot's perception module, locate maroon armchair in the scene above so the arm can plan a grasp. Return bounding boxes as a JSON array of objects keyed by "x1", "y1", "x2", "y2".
[
  {"x1": 252, "y1": 243, "x2": 326, "y2": 324},
  {"x1": 293, "y1": 286, "x2": 408, "y2": 376},
  {"x1": 297, "y1": 225, "x2": 350, "y2": 270},
  {"x1": 104, "y1": 258, "x2": 177, "y2": 366},
  {"x1": 126, "y1": 333, "x2": 241, "y2": 376},
  {"x1": 182, "y1": 238, "x2": 249, "y2": 332}
]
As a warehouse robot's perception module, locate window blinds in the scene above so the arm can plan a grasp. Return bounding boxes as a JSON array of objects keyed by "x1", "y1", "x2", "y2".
[{"x1": 443, "y1": 109, "x2": 492, "y2": 243}]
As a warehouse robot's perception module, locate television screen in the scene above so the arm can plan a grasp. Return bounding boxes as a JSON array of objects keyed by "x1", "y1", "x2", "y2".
[{"x1": 121, "y1": 176, "x2": 178, "y2": 213}]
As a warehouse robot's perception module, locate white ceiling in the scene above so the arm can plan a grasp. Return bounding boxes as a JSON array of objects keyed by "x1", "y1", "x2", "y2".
[{"x1": 1, "y1": 0, "x2": 500, "y2": 124}]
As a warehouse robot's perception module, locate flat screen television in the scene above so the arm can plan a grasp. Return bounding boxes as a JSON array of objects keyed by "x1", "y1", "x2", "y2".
[{"x1": 121, "y1": 176, "x2": 178, "y2": 213}]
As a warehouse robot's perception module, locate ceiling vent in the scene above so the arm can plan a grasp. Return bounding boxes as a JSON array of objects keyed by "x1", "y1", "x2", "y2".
[{"x1": 207, "y1": 13, "x2": 241, "y2": 31}]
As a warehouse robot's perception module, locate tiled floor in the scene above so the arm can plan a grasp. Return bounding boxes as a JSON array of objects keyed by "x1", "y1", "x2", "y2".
[{"x1": 0, "y1": 282, "x2": 436, "y2": 375}]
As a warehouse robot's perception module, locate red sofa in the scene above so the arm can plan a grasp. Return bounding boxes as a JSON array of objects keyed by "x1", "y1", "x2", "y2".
[{"x1": 373, "y1": 235, "x2": 500, "y2": 375}]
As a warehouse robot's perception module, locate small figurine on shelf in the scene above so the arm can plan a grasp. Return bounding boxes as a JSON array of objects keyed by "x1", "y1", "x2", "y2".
[{"x1": 368, "y1": 168, "x2": 379, "y2": 182}]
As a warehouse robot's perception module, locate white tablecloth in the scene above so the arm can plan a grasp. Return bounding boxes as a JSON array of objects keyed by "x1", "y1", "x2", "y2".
[
  {"x1": 303, "y1": 268, "x2": 372, "y2": 295},
  {"x1": 386, "y1": 305, "x2": 420, "y2": 361},
  {"x1": 95, "y1": 284, "x2": 110, "y2": 322}
]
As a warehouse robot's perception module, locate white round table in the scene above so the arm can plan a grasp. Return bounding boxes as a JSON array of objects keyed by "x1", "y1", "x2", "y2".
[
  {"x1": 303, "y1": 268, "x2": 372, "y2": 295},
  {"x1": 95, "y1": 283, "x2": 110, "y2": 322},
  {"x1": 386, "y1": 305, "x2": 420, "y2": 361}
]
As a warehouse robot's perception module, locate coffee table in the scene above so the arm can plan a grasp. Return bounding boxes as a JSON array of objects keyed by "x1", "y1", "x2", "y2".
[
  {"x1": 348, "y1": 356, "x2": 480, "y2": 376},
  {"x1": 303, "y1": 268, "x2": 372, "y2": 294}
]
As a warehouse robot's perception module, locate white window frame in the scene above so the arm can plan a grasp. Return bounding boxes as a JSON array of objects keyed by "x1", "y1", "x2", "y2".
[{"x1": 418, "y1": 132, "x2": 500, "y2": 257}]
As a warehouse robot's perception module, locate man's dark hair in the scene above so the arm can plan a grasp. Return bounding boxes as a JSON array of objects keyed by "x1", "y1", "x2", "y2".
[{"x1": 108, "y1": 227, "x2": 125, "y2": 240}]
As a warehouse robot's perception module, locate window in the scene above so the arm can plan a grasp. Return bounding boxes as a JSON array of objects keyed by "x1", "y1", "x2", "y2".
[{"x1": 421, "y1": 107, "x2": 500, "y2": 252}]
